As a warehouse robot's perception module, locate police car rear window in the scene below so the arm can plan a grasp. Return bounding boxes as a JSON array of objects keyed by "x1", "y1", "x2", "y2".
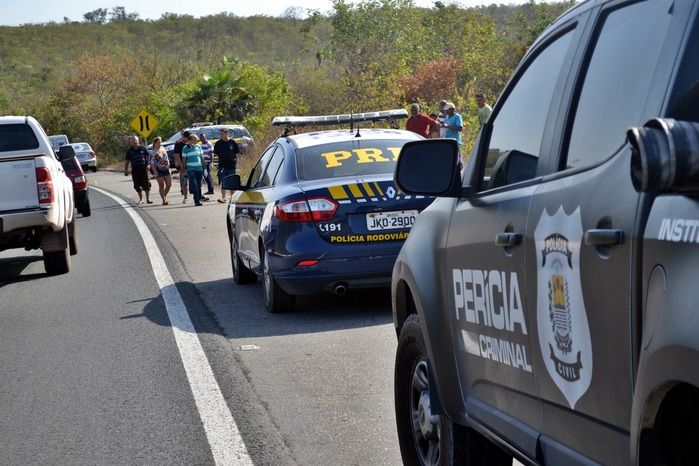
[
  {"x1": 296, "y1": 139, "x2": 409, "y2": 181},
  {"x1": 0, "y1": 124, "x2": 40, "y2": 152}
]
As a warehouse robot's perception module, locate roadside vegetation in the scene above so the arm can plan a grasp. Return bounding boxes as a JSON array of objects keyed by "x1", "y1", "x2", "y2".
[{"x1": 0, "y1": 0, "x2": 573, "y2": 168}]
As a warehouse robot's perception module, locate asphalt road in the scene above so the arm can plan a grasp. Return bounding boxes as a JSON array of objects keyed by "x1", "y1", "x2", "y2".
[{"x1": 0, "y1": 171, "x2": 401, "y2": 465}]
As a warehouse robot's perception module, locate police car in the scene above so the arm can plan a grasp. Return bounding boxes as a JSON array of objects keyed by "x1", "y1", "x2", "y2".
[{"x1": 226, "y1": 109, "x2": 433, "y2": 312}]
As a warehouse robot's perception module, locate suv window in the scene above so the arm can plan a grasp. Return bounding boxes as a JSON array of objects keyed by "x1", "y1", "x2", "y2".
[
  {"x1": 247, "y1": 145, "x2": 278, "y2": 188},
  {"x1": 565, "y1": 0, "x2": 674, "y2": 169},
  {"x1": 483, "y1": 29, "x2": 574, "y2": 190},
  {"x1": 0, "y1": 124, "x2": 40, "y2": 151}
]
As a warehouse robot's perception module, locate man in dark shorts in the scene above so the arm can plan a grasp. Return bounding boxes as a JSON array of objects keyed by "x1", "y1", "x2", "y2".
[
  {"x1": 124, "y1": 135, "x2": 152, "y2": 205},
  {"x1": 173, "y1": 130, "x2": 190, "y2": 203},
  {"x1": 213, "y1": 128, "x2": 240, "y2": 203}
]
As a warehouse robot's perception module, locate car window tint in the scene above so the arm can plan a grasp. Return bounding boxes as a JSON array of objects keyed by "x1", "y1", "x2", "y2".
[
  {"x1": 260, "y1": 147, "x2": 284, "y2": 187},
  {"x1": 165, "y1": 131, "x2": 181, "y2": 143},
  {"x1": 565, "y1": 0, "x2": 674, "y2": 169},
  {"x1": 230, "y1": 128, "x2": 246, "y2": 138},
  {"x1": 61, "y1": 158, "x2": 78, "y2": 169},
  {"x1": 72, "y1": 144, "x2": 89, "y2": 151},
  {"x1": 483, "y1": 29, "x2": 573, "y2": 190},
  {"x1": 248, "y1": 146, "x2": 277, "y2": 188},
  {"x1": 0, "y1": 124, "x2": 40, "y2": 151},
  {"x1": 271, "y1": 159, "x2": 285, "y2": 185},
  {"x1": 296, "y1": 139, "x2": 411, "y2": 181}
]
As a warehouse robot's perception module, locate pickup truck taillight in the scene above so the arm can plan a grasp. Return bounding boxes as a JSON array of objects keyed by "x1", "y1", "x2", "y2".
[{"x1": 36, "y1": 167, "x2": 54, "y2": 204}]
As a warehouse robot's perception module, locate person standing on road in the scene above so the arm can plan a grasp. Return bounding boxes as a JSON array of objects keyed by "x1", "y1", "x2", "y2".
[
  {"x1": 476, "y1": 92, "x2": 493, "y2": 126},
  {"x1": 173, "y1": 130, "x2": 189, "y2": 203},
  {"x1": 437, "y1": 100, "x2": 448, "y2": 138},
  {"x1": 199, "y1": 133, "x2": 215, "y2": 195},
  {"x1": 441, "y1": 102, "x2": 463, "y2": 146},
  {"x1": 124, "y1": 135, "x2": 152, "y2": 205},
  {"x1": 405, "y1": 103, "x2": 440, "y2": 138},
  {"x1": 213, "y1": 127, "x2": 240, "y2": 203},
  {"x1": 182, "y1": 134, "x2": 207, "y2": 206},
  {"x1": 150, "y1": 137, "x2": 172, "y2": 205}
]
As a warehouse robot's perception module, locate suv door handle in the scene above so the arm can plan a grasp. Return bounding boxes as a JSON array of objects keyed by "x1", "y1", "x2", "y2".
[
  {"x1": 584, "y1": 229, "x2": 624, "y2": 246},
  {"x1": 495, "y1": 232, "x2": 523, "y2": 247}
]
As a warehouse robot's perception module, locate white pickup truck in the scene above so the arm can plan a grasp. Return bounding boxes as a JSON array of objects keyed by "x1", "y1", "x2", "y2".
[{"x1": 0, "y1": 116, "x2": 77, "y2": 275}]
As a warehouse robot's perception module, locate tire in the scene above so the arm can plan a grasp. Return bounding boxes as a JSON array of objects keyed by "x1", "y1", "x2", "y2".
[
  {"x1": 81, "y1": 198, "x2": 91, "y2": 217},
  {"x1": 68, "y1": 220, "x2": 78, "y2": 256},
  {"x1": 230, "y1": 235, "x2": 256, "y2": 284},
  {"x1": 395, "y1": 314, "x2": 510, "y2": 466},
  {"x1": 262, "y1": 249, "x2": 294, "y2": 313},
  {"x1": 91, "y1": 166, "x2": 97, "y2": 172},
  {"x1": 43, "y1": 248, "x2": 70, "y2": 275}
]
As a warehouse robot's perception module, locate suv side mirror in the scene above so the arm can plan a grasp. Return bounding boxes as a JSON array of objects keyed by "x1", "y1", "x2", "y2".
[
  {"x1": 394, "y1": 139, "x2": 465, "y2": 197},
  {"x1": 57, "y1": 145, "x2": 76, "y2": 161},
  {"x1": 627, "y1": 118, "x2": 699, "y2": 193}
]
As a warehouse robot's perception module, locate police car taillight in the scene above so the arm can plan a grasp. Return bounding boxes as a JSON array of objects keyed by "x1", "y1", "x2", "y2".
[{"x1": 274, "y1": 197, "x2": 338, "y2": 222}]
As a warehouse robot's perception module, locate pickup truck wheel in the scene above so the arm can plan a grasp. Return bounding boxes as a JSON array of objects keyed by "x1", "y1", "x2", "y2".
[
  {"x1": 81, "y1": 198, "x2": 91, "y2": 217},
  {"x1": 68, "y1": 221, "x2": 78, "y2": 256},
  {"x1": 43, "y1": 248, "x2": 70, "y2": 275},
  {"x1": 395, "y1": 313, "x2": 510, "y2": 466},
  {"x1": 262, "y1": 249, "x2": 294, "y2": 313},
  {"x1": 230, "y1": 235, "x2": 256, "y2": 284}
]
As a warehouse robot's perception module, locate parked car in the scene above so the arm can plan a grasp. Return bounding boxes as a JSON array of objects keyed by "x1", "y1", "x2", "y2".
[
  {"x1": 67, "y1": 142, "x2": 97, "y2": 172},
  {"x1": 390, "y1": 0, "x2": 699, "y2": 465},
  {"x1": 0, "y1": 117, "x2": 77, "y2": 274},
  {"x1": 59, "y1": 148, "x2": 90, "y2": 217},
  {"x1": 226, "y1": 109, "x2": 433, "y2": 313}
]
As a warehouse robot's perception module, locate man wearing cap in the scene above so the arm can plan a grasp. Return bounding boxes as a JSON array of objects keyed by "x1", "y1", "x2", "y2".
[
  {"x1": 441, "y1": 102, "x2": 463, "y2": 145},
  {"x1": 405, "y1": 103, "x2": 440, "y2": 138}
]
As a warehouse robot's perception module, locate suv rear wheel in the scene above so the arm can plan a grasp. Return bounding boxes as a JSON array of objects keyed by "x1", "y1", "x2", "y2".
[{"x1": 395, "y1": 313, "x2": 511, "y2": 466}]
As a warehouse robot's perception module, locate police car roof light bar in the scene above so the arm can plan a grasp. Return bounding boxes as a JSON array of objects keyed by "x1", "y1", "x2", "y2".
[{"x1": 273, "y1": 109, "x2": 408, "y2": 137}]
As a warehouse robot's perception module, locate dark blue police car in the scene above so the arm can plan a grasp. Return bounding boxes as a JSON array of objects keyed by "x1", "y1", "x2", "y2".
[{"x1": 226, "y1": 110, "x2": 434, "y2": 312}]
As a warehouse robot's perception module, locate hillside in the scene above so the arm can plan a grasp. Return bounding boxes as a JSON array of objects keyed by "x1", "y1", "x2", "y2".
[{"x1": 0, "y1": 1, "x2": 575, "y2": 159}]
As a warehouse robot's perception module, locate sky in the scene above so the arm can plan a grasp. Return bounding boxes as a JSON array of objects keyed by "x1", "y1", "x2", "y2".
[{"x1": 1, "y1": 0, "x2": 542, "y2": 26}]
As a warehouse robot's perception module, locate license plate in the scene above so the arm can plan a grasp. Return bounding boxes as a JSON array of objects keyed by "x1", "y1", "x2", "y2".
[{"x1": 366, "y1": 210, "x2": 418, "y2": 231}]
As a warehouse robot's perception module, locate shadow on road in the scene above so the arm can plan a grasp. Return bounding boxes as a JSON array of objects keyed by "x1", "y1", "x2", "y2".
[
  {"x1": 0, "y1": 255, "x2": 45, "y2": 287},
  {"x1": 127, "y1": 278, "x2": 393, "y2": 340}
]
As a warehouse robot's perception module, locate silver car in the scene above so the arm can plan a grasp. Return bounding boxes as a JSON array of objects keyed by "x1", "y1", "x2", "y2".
[{"x1": 67, "y1": 142, "x2": 97, "y2": 172}]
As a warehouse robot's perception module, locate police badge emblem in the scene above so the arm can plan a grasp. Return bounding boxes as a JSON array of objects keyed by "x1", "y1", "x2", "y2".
[{"x1": 535, "y1": 206, "x2": 592, "y2": 409}]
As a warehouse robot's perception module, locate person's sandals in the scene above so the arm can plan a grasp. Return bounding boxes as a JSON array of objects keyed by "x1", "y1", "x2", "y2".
[
  {"x1": 147, "y1": 200, "x2": 153, "y2": 204},
  {"x1": 217, "y1": 199, "x2": 226, "y2": 203},
  {"x1": 138, "y1": 200, "x2": 144, "y2": 205}
]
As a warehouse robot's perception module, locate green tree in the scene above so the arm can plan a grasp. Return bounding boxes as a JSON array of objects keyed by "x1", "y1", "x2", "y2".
[{"x1": 83, "y1": 8, "x2": 108, "y2": 24}]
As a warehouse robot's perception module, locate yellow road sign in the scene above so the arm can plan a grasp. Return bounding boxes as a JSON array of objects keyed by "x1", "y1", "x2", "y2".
[{"x1": 130, "y1": 109, "x2": 158, "y2": 138}]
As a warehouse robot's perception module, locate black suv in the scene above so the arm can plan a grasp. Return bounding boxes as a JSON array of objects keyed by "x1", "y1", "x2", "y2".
[{"x1": 391, "y1": 0, "x2": 699, "y2": 465}]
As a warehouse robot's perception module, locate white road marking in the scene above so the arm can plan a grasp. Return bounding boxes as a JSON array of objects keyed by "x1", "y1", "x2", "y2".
[{"x1": 94, "y1": 187, "x2": 252, "y2": 466}]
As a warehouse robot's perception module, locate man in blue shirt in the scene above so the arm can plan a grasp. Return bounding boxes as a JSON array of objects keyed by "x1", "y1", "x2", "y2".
[{"x1": 441, "y1": 102, "x2": 463, "y2": 145}]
